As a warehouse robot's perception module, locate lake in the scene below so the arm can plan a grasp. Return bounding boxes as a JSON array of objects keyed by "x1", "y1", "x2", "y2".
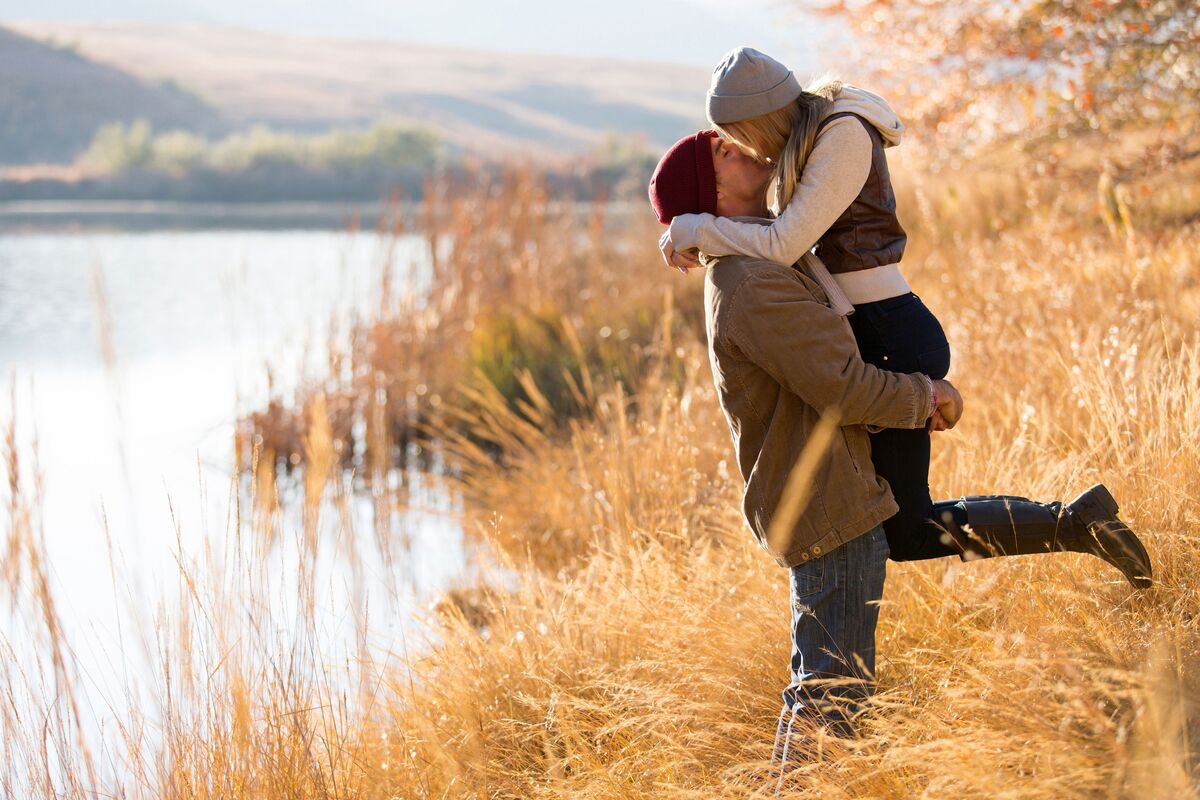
[{"x1": 0, "y1": 227, "x2": 472, "y2": 769}]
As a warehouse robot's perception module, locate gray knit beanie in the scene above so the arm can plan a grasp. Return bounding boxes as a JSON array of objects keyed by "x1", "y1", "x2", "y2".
[{"x1": 706, "y1": 47, "x2": 802, "y2": 125}]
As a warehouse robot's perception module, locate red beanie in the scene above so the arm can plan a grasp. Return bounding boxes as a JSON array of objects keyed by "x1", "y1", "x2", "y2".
[{"x1": 648, "y1": 130, "x2": 720, "y2": 225}]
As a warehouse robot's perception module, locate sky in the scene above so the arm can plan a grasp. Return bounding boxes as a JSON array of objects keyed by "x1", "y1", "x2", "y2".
[{"x1": 3, "y1": 0, "x2": 835, "y2": 71}]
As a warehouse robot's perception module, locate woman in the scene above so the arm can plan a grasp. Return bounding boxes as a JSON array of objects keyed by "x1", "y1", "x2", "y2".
[{"x1": 659, "y1": 47, "x2": 1153, "y2": 577}]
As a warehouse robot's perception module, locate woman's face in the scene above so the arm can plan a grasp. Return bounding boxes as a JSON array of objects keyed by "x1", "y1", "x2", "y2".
[{"x1": 711, "y1": 136, "x2": 773, "y2": 216}]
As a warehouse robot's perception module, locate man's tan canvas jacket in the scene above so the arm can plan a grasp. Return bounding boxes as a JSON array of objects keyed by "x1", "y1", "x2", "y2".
[{"x1": 703, "y1": 252, "x2": 935, "y2": 568}]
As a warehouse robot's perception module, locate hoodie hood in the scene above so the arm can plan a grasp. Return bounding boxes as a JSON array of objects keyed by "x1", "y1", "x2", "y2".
[{"x1": 829, "y1": 85, "x2": 904, "y2": 147}]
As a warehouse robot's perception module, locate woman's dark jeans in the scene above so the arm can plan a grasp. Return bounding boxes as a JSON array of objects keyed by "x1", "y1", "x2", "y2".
[{"x1": 847, "y1": 292, "x2": 959, "y2": 561}]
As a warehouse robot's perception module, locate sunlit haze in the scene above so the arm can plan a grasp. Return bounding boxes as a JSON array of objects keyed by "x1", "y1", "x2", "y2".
[{"x1": 4, "y1": 0, "x2": 828, "y2": 69}]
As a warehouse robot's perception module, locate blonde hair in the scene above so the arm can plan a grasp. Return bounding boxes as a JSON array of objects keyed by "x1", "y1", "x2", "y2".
[{"x1": 716, "y1": 75, "x2": 843, "y2": 212}]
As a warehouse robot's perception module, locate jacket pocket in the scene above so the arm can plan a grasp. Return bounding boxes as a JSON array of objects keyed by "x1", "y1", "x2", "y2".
[{"x1": 841, "y1": 428, "x2": 863, "y2": 476}]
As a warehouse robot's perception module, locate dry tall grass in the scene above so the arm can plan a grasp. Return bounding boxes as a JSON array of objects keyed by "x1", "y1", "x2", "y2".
[{"x1": 3, "y1": 142, "x2": 1199, "y2": 798}]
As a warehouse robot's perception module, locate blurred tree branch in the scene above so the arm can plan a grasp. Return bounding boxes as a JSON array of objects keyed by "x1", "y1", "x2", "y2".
[{"x1": 813, "y1": 0, "x2": 1199, "y2": 157}]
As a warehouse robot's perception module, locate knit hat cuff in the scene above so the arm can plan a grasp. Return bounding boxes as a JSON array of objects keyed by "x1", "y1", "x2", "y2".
[
  {"x1": 693, "y1": 132, "x2": 718, "y2": 216},
  {"x1": 706, "y1": 71, "x2": 802, "y2": 124}
]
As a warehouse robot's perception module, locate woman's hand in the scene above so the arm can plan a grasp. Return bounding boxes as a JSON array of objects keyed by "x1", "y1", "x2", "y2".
[
  {"x1": 930, "y1": 379, "x2": 964, "y2": 431},
  {"x1": 659, "y1": 230, "x2": 701, "y2": 275}
]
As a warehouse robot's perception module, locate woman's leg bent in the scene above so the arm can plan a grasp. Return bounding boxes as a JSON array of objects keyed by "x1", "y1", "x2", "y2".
[
  {"x1": 870, "y1": 426, "x2": 960, "y2": 561},
  {"x1": 848, "y1": 293, "x2": 955, "y2": 561}
]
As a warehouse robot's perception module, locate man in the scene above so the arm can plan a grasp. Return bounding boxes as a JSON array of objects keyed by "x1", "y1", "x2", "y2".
[
  {"x1": 649, "y1": 129, "x2": 959, "y2": 749},
  {"x1": 646, "y1": 130, "x2": 1152, "y2": 758}
]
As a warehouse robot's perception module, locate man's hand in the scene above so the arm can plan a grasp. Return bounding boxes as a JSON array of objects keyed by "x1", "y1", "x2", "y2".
[
  {"x1": 930, "y1": 379, "x2": 963, "y2": 431},
  {"x1": 659, "y1": 230, "x2": 701, "y2": 275}
]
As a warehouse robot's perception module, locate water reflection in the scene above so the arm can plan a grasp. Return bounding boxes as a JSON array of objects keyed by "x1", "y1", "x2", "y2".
[{"x1": 0, "y1": 228, "x2": 472, "y2": 775}]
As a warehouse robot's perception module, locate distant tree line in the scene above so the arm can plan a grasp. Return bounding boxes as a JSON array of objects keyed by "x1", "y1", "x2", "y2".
[
  {"x1": 18, "y1": 119, "x2": 441, "y2": 202},
  {"x1": 81, "y1": 119, "x2": 439, "y2": 177},
  {"x1": 0, "y1": 120, "x2": 661, "y2": 204}
]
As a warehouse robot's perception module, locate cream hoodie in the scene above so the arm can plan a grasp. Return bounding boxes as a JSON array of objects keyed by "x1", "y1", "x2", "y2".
[{"x1": 833, "y1": 85, "x2": 904, "y2": 146}]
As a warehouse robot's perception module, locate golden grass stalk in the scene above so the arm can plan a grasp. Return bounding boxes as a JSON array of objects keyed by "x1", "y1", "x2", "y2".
[{"x1": 767, "y1": 411, "x2": 841, "y2": 555}]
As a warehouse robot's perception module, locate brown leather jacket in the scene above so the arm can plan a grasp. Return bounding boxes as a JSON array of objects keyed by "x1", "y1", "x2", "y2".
[{"x1": 703, "y1": 252, "x2": 933, "y2": 567}]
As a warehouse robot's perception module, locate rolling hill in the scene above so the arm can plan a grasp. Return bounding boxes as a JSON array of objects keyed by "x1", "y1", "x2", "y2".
[
  {"x1": 0, "y1": 26, "x2": 224, "y2": 164},
  {"x1": 6, "y1": 22, "x2": 710, "y2": 160}
]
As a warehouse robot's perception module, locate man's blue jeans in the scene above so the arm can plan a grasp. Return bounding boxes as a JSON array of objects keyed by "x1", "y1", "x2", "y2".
[{"x1": 782, "y1": 524, "x2": 890, "y2": 731}]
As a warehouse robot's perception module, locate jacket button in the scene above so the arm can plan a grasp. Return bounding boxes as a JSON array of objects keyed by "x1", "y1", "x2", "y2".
[
  {"x1": 812, "y1": 546, "x2": 823, "y2": 555},
  {"x1": 882, "y1": 356, "x2": 889, "y2": 361},
  {"x1": 800, "y1": 553, "x2": 810, "y2": 562}
]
